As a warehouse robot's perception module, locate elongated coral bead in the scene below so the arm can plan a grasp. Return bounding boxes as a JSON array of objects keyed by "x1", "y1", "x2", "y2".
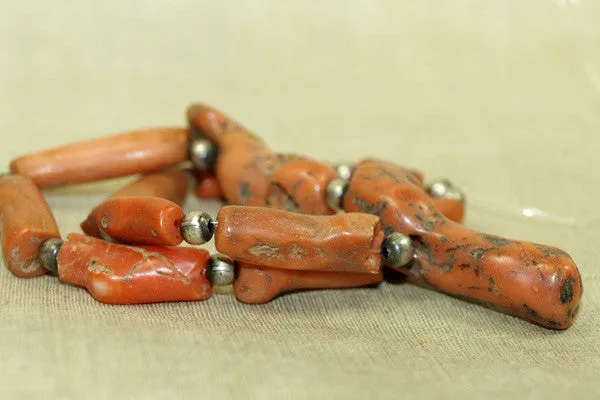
[
  {"x1": 81, "y1": 169, "x2": 190, "y2": 238},
  {"x1": 0, "y1": 175, "x2": 60, "y2": 277},
  {"x1": 344, "y1": 159, "x2": 583, "y2": 330},
  {"x1": 56, "y1": 234, "x2": 212, "y2": 304},
  {"x1": 214, "y1": 205, "x2": 384, "y2": 274},
  {"x1": 271, "y1": 155, "x2": 338, "y2": 215},
  {"x1": 10, "y1": 127, "x2": 190, "y2": 188},
  {"x1": 93, "y1": 197, "x2": 185, "y2": 246},
  {"x1": 233, "y1": 263, "x2": 383, "y2": 304},
  {"x1": 187, "y1": 104, "x2": 336, "y2": 214}
]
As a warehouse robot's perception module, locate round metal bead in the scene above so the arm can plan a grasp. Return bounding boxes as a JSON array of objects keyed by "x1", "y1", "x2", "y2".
[
  {"x1": 180, "y1": 211, "x2": 215, "y2": 245},
  {"x1": 206, "y1": 254, "x2": 236, "y2": 286},
  {"x1": 38, "y1": 238, "x2": 64, "y2": 272},
  {"x1": 427, "y1": 178, "x2": 466, "y2": 204},
  {"x1": 381, "y1": 232, "x2": 414, "y2": 269},
  {"x1": 332, "y1": 162, "x2": 355, "y2": 180},
  {"x1": 326, "y1": 178, "x2": 349, "y2": 212},
  {"x1": 189, "y1": 138, "x2": 218, "y2": 171}
]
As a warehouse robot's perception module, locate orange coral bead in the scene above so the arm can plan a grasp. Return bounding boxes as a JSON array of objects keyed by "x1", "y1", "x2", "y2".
[
  {"x1": 271, "y1": 156, "x2": 337, "y2": 215},
  {"x1": 431, "y1": 198, "x2": 465, "y2": 224},
  {"x1": 92, "y1": 197, "x2": 184, "y2": 246},
  {"x1": 412, "y1": 169, "x2": 425, "y2": 183},
  {"x1": 233, "y1": 263, "x2": 384, "y2": 304},
  {"x1": 187, "y1": 103, "x2": 336, "y2": 214},
  {"x1": 344, "y1": 159, "x2": 583, "y2": 330},
  {"x1": 10, "y1": 127, "x2": 190, "y2": 188},
  {"x1": 187, "y1": 103, "x2": 271, "y2": 203},
  {"x1": 0, "y1": 175, "x2": 61, "y2": 277},
  {"x1": 215, "y1": 205, "x2": 384, "y2": 274},
  {"x1": 57, "y1": 234, "x2": 212, "y2": 304},
  {"x1": 81, "y1": 169, "x2": 190, "y2": 238},
  {"x1": 194, "y1": 171, "x2": 223, "y2": 199},
  {"x1": 357, "y1": 162, "x2": 464, "y2": 223}
]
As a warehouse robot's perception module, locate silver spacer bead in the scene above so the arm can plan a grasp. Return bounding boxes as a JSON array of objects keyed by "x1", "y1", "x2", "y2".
[
  {"x1": 38, "y1": 238, "x2": 64, "y2": 272},
  {"x1": 331, "y1": 162, "x2": 355, "y2": 180},
  {"x1": 382, "y1": 232, "x2": 414, "y2": 269},
  {"x1": 325, "y1": 178, "x2": 349, "y2": 212},
  {"x1": 206, "y1": 254, "x2": 236, "y2": 286},
  {"x1": 180, "y1": 211, "x2": 216, "y2": 245},
  {"x1": 189, "y1": 138, "x2": 218, "y2": 171},
  {"x1": 427, "y1": 178, "x2": 466, "y2": 204}
]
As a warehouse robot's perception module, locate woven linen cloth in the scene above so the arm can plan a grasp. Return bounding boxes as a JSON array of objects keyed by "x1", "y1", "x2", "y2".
[{"x1": 1, "y1": 1, "x2": 599, "y2": 399}]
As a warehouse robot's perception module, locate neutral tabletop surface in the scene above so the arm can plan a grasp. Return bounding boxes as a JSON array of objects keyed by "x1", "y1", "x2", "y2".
[{"x1": 1, "y1": 1, "x2": 599, "y2": 399}]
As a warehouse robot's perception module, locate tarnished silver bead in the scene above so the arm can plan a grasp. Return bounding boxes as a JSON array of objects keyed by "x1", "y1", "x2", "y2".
[
  {"x1": 206, "y1": 254, "x2": 236, "y2": 286},
  {"x1": 382, "y1": 232, "x2": 414, "y2": 269},
  {"x1": 332, "y1": 162, "x2": 355, "y2": 180},
  {"x1": 38, "y1": 238, "x2": 64, "y2": 272},
  {"x1": 180, "y1": 211, "x2": 215, "y2": 245},
  {"x1": 189, "y1": 138, "x2": 218, "y2": 171},
  {"x1": 427, "y1": 178, "x2": 466, "y2": 204},
  {"x1": 325, "y1": 178, "x2": 349, "y2": 212}
]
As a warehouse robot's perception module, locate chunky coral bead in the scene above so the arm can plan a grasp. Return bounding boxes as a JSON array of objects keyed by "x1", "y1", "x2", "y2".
[
  {"x1": 81, "y1": 169, "x2": 190, "y2": 238},
  {"x1": 344, "y1": 159, "x2": 582, "y2": 329},
  {"x1": 57, "y1": 234, "x2": 212, "y2": 304},
  {"x1": 233, "y1": 263, "x2": 383, "y2": 304},
  {"x1": 92, "y1": 197, "x2": 185, "y2": 246},
  {"x1": 215, "y1": 205, "x2": 384, "y2": 274}
]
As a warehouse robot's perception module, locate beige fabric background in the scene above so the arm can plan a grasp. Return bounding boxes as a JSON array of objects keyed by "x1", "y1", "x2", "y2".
[{"x1": 1, "y1": 1, "x2": 599, "y2": 399}]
